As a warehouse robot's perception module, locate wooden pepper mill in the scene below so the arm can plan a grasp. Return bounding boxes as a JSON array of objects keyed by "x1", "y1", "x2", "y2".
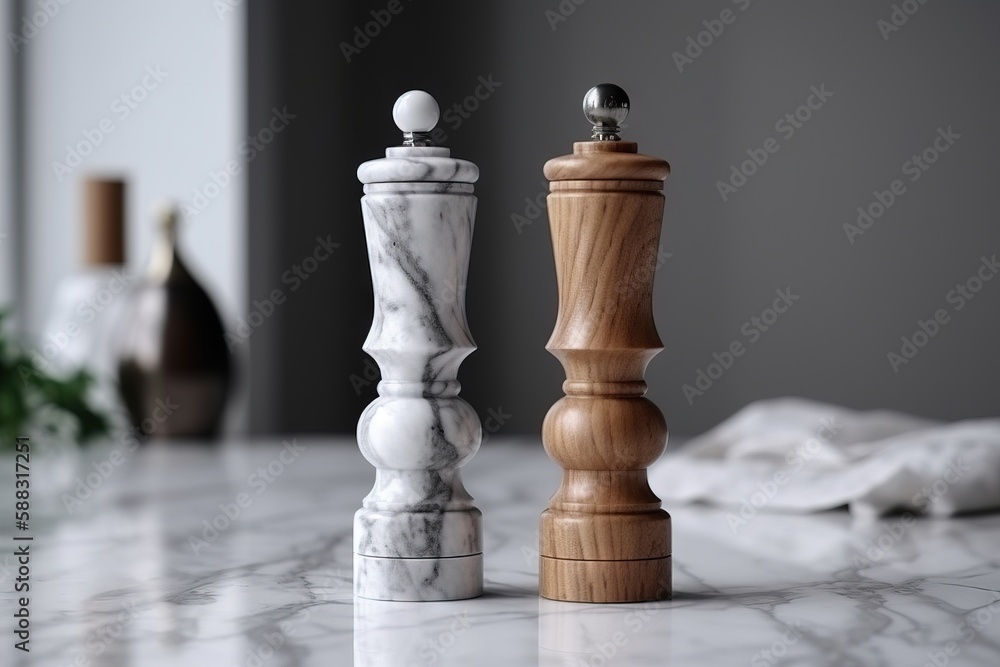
[{"x1": 539, "y1": 84, "x2": 672, "y2": 603}]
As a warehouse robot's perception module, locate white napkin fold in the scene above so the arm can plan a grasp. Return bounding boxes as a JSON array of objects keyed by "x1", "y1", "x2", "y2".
[{"x1": 650, "y1": 398, "x2": 1000, "y2": 517}]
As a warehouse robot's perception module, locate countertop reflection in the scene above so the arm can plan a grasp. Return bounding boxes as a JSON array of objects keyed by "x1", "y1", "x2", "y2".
[{"x1": 5, "y1": 437, "x2": 999, "y2": 666}]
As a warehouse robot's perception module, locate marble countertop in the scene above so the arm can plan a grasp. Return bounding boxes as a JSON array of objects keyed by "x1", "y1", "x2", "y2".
[{"x1": 4, "y1": 437, "x2": 1000, "y2": 666}]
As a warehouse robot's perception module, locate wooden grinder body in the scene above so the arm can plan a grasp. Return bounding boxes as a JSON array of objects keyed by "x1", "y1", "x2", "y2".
[{"x1": 540, "y1": 140, "x2": 671, "y2": 603}]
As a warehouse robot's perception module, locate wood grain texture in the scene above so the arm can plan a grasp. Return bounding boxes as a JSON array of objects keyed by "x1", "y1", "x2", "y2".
[
  {"x1": 540, "y1": 555, "x2": 672, "y2": 603},
  {"x1": 540, "y1": 140, "x2": 672, "y2": 603},
  {"x1": 543, "y1": 142, "x2": 671, "y2": 182}
]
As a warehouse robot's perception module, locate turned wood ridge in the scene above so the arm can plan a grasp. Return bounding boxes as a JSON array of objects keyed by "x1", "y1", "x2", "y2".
[{"x1": 540, "y1": 139, "x2": 672, "y2": 603}]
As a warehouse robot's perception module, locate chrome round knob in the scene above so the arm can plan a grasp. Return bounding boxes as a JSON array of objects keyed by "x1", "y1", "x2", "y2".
[{"x1": 582, "y1": 83, "x2": 629, "y2": 141}]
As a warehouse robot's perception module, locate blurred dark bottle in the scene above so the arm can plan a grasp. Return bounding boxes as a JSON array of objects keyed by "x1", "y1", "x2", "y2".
[{"x1": 116, "y1": 205, "x2": 232, "y2": 440}]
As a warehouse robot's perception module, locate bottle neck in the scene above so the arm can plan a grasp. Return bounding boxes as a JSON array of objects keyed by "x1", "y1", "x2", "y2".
[{"x1": 147, "y1": 219, "x2": 181, "y2": 283}]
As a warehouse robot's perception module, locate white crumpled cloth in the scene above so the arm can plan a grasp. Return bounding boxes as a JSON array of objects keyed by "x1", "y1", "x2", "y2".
[{"x1": 649, "y1": 398, "x2": 1000, "y2": 517}]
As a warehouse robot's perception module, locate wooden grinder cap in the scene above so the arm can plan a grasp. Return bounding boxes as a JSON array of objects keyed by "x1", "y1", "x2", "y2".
[
  {"x1": 543, "y1": 81, "x2": 669, "y2": 184},
  {"x1": 83, "y1": 177, "x2": 125, "y2": 265},
  {"x1": 543, "y1": 141, "x2": 670, "y2": 184}
]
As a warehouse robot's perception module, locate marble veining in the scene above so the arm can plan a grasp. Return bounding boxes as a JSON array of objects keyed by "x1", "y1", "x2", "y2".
[
  {"x1": 356, "y1": 145, "x2": 480, "y2": 184},
  {"x1": 357, "y1": 156, "x2": 479, "y2": 184},
  {"x1": 5, "y1": 438, "x2": 1000, "y2": 666},
  {"x1": 354, "y1": 146, "x2": 482, "y2": 601}
]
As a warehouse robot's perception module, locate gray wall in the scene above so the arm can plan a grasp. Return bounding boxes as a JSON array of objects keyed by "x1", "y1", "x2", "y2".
[{"x1": 249, "y1": 0, "x2": 1000, "y2": 438}]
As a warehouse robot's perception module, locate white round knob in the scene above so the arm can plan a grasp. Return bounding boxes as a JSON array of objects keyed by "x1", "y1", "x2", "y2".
[{"x1": 392, "y1": 90, "x2": 440, "y2": 133}]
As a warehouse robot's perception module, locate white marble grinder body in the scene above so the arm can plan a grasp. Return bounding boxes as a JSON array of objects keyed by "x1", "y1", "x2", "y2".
[{"x1": 355, "y1": 145, "x2": 483, "y2": 601}]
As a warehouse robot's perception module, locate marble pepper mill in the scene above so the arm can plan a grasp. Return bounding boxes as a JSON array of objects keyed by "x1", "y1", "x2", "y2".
[
  {"x1": 354, "y1": 90, "x2": 483, "y2": 601},
  {"x1": 539, "y1": 84, "x2": 672, "y2": 603}
]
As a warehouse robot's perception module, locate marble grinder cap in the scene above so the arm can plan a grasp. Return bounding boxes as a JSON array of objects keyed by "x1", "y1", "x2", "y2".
[{"x1": 357, "y1": 90, "x2": 479, "y2": 185}]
